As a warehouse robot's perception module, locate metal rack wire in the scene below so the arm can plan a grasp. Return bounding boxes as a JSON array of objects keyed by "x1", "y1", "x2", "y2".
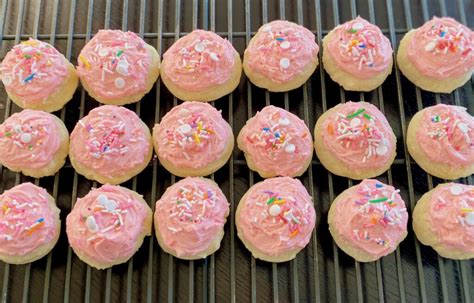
[{"x1": 0, "y1": 0, "x2": 472, "y2": 302}]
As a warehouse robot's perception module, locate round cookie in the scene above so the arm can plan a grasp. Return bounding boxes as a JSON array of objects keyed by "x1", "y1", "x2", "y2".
[
  {"x1": 243, "y1": 20, "x2": 319, "y2": 92},
  {"x1": 322, "y1": 17, "x2": 393, "y2": 91},
  {"x1": 66, "y1": 184, "x2": 152, "y2": 269},
  {"x1": 328, "y1": 179, "x2": 408, "y2": 262},
  {"x1": 237, "y1": 105, "x2": 313, "y2": 178},
  {"x1": 69, "y1": 105, "x2": 153, "y2": 185},
  {"x1": 154, "y1": 177, "x2": 229, "y2": 260},
  {"x1": 406, "y1": 104, "x2": 473, "y2": 180},
  {"x1": 0, "y1": 109, "x2": 69, "y2": 178},
  {"x1": 0, "y1": 183, "x2": 60, "y2": 264},
  {"x1": 77, "y1": 29, "x2": 160, "y2": 105},
  {"x1": 152, "y1": 102, "x2": 234, "y2": 177},
  {"x1": 397, "y1": 17, "x2": 473, "y2": 93},
  {"x1": 314, "y1": 101, "x2": 396, "y2": 180},
  {"x1": 0, "y1": 38, "x2": 78, "y2": 112},
  {"x1": 236, "y1": 177, "x2": 316, "y2": 262},
  {"x1": 413, "y1": 183, "x2": 473, "y2": 260},
  {"x1": 160, "y1": 29, "x2": 241, "y2": 102}
]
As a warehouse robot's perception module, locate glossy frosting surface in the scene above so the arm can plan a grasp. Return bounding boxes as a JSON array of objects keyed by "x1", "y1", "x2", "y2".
[
  {"x1": 320, "y1": 101, "x2": 395, "y2": 170},
  {"x1": 162, "y1": 30, "x2": 237, "y2": 91},
  {"x1": 77, "y1": 30, "x2": 152, "y2": 99},
  {"x1": 331, "y1": 179, "x2": 408, "y2": 258},
  {"x1": 238, "y1": 177, "x2": 315, "y2": 256},
  {"x1": 0, "y1": 38, "x2": 68, "y2": 104},
  {"x1": 154, "y1": 178, "x2": 229, "y2": 257},
  {"x1": 66, "y1": 184, "x2": 150, "y2": 264},
  {"x1": 153, "y1": 102, "x2": 231, "y2": 169},
  {"x1": 245, "y1": 20, "x2": 319, "y2": 83},
  {"x1": 326, "y1": 17, "x2": 393, "y2": 78},
  {"x1": 239, "y1": 105, "x2": 313, "y2": 176},
  {"x1": 0, "y1": 183, "x2": 59, "y2": 256},
  {"x1": 0, "y1": 110, "x2": 63, "y2": 169},
  {"x1": 70, "y1": 105, "x2": 151, "y2": 179},
  {"x1": 407, "y1": 17, "x2": 473, "y2": 79},
  {"x1": 416, "y1": 104, "x2": 473, "y2": 167}
]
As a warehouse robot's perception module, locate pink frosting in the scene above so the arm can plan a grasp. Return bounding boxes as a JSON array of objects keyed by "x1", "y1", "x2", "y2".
[
  {"x1": 238, "y1": 105, "x2": 313, "y2": 176},
  {"x1": 154, "y1": 177, "x2": 229, "y2": 258},
  {"x1": 407, "y1": 17, "x2": 474, "y2": 79},
  {"x1": 426, "y1": 183, "x2": 474, "y2": 253},
  {"x1": 416, "y1": 104, "x2": 473, "y2": 167},
  {"x1": 326, "y1": 17, "x2": 393, "y2": 78},
  {"x1": 332, "y1": 179, "x2": 408, "y2": 258},
  {"x1": 0, "y1": 38, "x2": 68, "y2": 104},
  {"x1": 0, "y1": 183, "x2": 59, "y2": 257},
  {"x1": 153, "y1": 102, "x2": 232, "y2": 170},
  {"x1": 162, "y1": 30, "x2": 237, "y2": 91},
  {"x1": 66, "y1": 184, "x2": 150, "y2": 265},
  {"x1": 320, "y1": 101, "x2": 395, "y2": 170},
  {"x1": 69, "y1": 105, "x2": 151, "y2": 180},
  {"x1": 237, "y1": 177, "x2": 315, "y2": 256},
  {"x1": 245, "y1": 20, "x2": 319, "y2": 83},
  {"x1": 0, "y1": 110, "x2": 63, "y2": 170},
  {"x1": 76, "y1": 30, "x2": 152, "y2": 100}
]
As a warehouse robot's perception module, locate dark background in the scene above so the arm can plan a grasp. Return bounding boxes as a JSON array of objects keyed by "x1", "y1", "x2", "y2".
[{"x1": 0, "y1": 0, "x2": 473, "y2": 302}]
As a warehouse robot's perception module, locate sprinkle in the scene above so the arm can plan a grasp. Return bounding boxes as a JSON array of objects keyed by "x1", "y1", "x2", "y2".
[
  {"x1": 266, "y1": 197, "x2": 276, "y2": 205},
  {"x1": 278, "y1": 117, "x2": 290, "y2": 126},
  {"x1": 194, "y1": 42, "x2": 205, "y2": 52},
  {"x1": 351, "y1": 22, "x2": 364, "y2": 31},
  {"x1": 274, "y1": 199, "x2": 286, "y2": 205},
  {"x1": 347, "y1": 108, "x2": 365, "y2": 119},
  {"x1": 85, "y1": 215, "x2": 99, "y2": 233},
  {"x1": 450, "y1": 185, "x2": 463, "y2": 195},
  {"x1": 350, "y1": 117, "x2": 361, "y2": 128},
  {"x1": 280, "y1": 41, "x2": 291, "y2": 49},
  {"x1": 168, "y1": 227, "x2": 178, "y2": 233},
  {"x1": 20, "y1": 133, "x2": 32, "y2": 143},
  {"x1": 425, "y1": 41, "x2": 437, "y2": 52},
  {"x1": 369, "y1": 197, "x2": 389, "y2": 203},
  {"x1": 262, "y1": 25, "x2": 272, "y2": 32},
  {"x1": 79, "y1": 55, "x2": 91, "y2": 69},
  {"x1": 98, "y1": 48, "x2": 109, "y2": 57},
  {"x1": 269, "y1": 204, "x2": 281, "y2": 216},
  {"x1": 375, "y1": 144, "x2": 388, "y2": 156},
  {"x1": 116, "y1": 50, "x2": 124, "y2": 57},
  {"x1": 193, "y1": 133, "x2": 201, "y2": 144},
  {"x1": 114, "y1": 77, "x2": 125, "y2": 89},
  {"x1": 209, "y1": 52, "x2": 219, "y2": 61},
  {"x1": 23, "y1": 73, "x2": 35, "y2": 83},
  {"x1": 285, "y1": 143, "x2": 296, "y2": 154},
  {"x1": 465, "y1": 213, "x2": 474, "y2": 226},
  {"x1": 279, "y1": 58, "x2": 290, "y2": 69},
  {"x1": 363, "y1": 113, "x2": 372, "y2": 120},
  {"x1": 2, "y1": 75, "x2": 12, "y2": 86},
  {"x1": 290, "y1": 229, "x2": 299, "y2": 238}
]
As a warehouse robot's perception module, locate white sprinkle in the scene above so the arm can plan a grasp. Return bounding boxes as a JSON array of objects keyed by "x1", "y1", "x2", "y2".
[
  {"x1": 105, "y1": 199, "x2": 117, "y2": 211},
  {"x1": 279, "y1": 58, "x2": 290, "y2": 69},
  {"x1": 457, "y1": 216, "x2": 465, "y2": 226},
  {"x1": 114, "y1": 77, "x2": 125, "y2": 88},
  {"x1": 278, "y1": 117, "x2": 290, "y2": 126},
  {"x1": 269, "y1": 204, "x2": 281, "y2": 216},
  {"x1": 85, "y1": 216, "x2": 99, "y2": 233},
  {"x1": 20, "y1": 133, "x2": 32, "y2": 143},
  {"x1": 101, "y1": 224, "x2": 116, "y2": 233},
  {"x1": 450, "y1": 184, "x2": 463, "y2": 196},
  {"x1": 97, "y1": 194, "x2": 108, "y2": 205},
  {"x1": 465, "y1": 213, "x2": 474, "y2": 226},
  {"x1": 280, "y1": 41, "x2": 291, "y2": 49},
  {"x1": 182, "y1": 152, "x2": 190, "y2": 160},
  {"x1": 262, "y1": 25, "x2": 272, "y2": 32},
  {"x1": 376, "y1": 144, "x2": 388, "y2": 156},
  {"x1": 457, "y1": 122, "x2": 469, "y2": 133},
  {"x1": 178, "y1": 124, "x2": 192, "y2": 134},
  {"x1": 194, "y1": 42, "x2": 205, "y2": 52},
  {"x1": 98, "y1": 48, "x2": 109, "y2": 57},
  {"x1": 351, "y1": 22, "x2": 364, "y2": 31},
  {"x1": 285, "y1": 143, "x2": 296, "y2": 153},
  {"x1": 14, "y1": 125, "x2": 22, "y2": 133},
  {"x1": 2, "y1": 75, "x2": 12, "y2": 86},
  {"x1": 116, "y1": 64, "x2": 128, "y2": 75},
  {"x1": 117, "y1": 59, "x2": 129, "y2": 69},
  {"x1": 168, "y1": 227, "x2": 178, "y2": 233},
  {"x1": 209, "y1": 52, "x2": 219, "y2": 61},
  {"x1": 350, "y1": 117, "x2": 361, "y2": 128}
]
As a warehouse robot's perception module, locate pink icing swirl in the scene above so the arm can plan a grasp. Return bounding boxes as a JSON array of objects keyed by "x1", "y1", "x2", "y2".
[
  {"x1": 332, "y1": 179, "x2": 408, "y2": 258},
  {"x1": 153, "y1": 102, "x2": 232, "y2": 169},
  {"x1": 245, "y1": 20, "x2": 319, "y2": 83},
  {"x1": 162, "y1": 30, "x2": 237, "y2": 91},
  {"x1": 238, "y1": 105, "x2": 313, "y2": 176},
  {"x1": 238, "y1": 177, "x2": 315, "y2": 256},
  {"x1": 407, "y1": 17, "x2": 474, "y2": 79},
  {"x1": 0, "y1": 183, "x2": 59, "y2": 257},
  {"x1": 66, "y1": 184, "x2": 151, "y2": 265},
  {"x1": 0, "y1": 38, "x2": 68, "y2": 104},
  {"x1": 0, "y1": 110, "x2": 62, "y2": 169},
  {"x1": 326, "y1": 17, "x2": 393, "y2": 78},
  {"x1": 321, "y1": 101, "x2": 395, "y2": 170},
  {"x1": 69, "y1": 105, "x2": 151, "y2": 179},
  {"x1": 76, "y1": 30, "x2": 152, "y2": 99},
  {"x1": 427, "y1": 183, "x2": 474, "y2": 252},
  {"x1": 154, "y1": 177, "x2": 229, "y2": 258},
  {"x1": 416, "y1": 104, "x2": 473, "y2": 167}
]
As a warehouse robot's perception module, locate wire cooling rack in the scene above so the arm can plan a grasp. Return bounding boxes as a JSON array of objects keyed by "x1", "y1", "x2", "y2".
[{"x1": 0, "y1": 0, "x2": 472, "y2": 302}]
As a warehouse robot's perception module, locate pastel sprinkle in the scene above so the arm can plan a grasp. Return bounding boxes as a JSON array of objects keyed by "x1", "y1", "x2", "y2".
[
  {"x1": 194, "y1": 42, "x2": 205, "y2": 52},
  {"x1": 20, "y1": 133, "x2": 32, "y2": 143},
  {"x1": 369, "y1": 197, "x2": 389, "y2": 203},
  {"x1": 79, "y1": 55, "x2": 90, "y2": 69},
  {"x1": 290, "y1": 229, "x2": 299, "y2": 238},
  {"x1": 279, "y1": 58, "x2": 290, "y2": 69},
  {"x1": 266, "y1": 197, "x2": 276, "y2": 205},
  {"x1": 269, "y1": 204, "x2": 281, "y2": 216},
  {"x1": 116, "y1": 50, "x2": 124, "y2": 57},
  {"x1": 98, "y1": 48, "x2": 109, "y2": 57},
  {"x1": 285, "y1": 143, "x2": 296, "y2": 154},
  {"x1": 278, "y1": 117, "x2": 290, "y2": 126},
  {"x1": 450, "y1": 185, "x2": 463, "y2": 195},
  {"x1": 347, "y1": 108, "x2": 365, "y2": 119},
  {"x1": 114, "y1": 77, "x2": 125, "y2": 88},
  {"x1": 280, "y1": 41, "x2": 291, "y2": 49}
]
